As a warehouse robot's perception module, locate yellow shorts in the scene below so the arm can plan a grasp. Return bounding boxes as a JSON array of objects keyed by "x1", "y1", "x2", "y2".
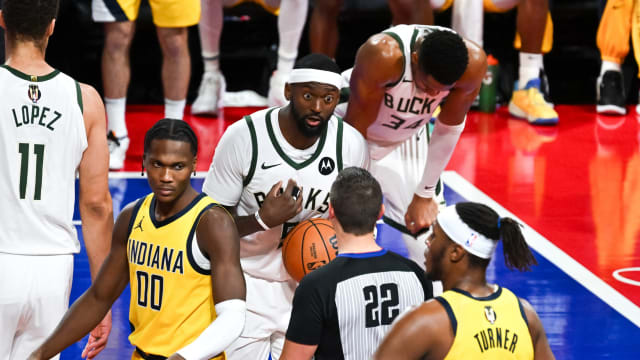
[{"x1": 92, "y1": 0, "x2": 200, "y2": 27}]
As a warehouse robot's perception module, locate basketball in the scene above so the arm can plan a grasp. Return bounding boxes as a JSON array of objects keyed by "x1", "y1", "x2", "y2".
[{"x1": 282, "y1": 218, "x2": 338, "y2": 282}]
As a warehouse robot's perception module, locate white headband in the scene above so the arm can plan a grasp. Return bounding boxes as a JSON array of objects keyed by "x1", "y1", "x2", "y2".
[
  {"x1": 287, "y1": 68, "x2": 343, "y2": 89},
  {"x1": 436, "y1": 205, "x2": 498, "y2": 259}
]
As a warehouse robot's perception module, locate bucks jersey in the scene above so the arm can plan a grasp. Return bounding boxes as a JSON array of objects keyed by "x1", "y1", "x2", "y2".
[
  {"x1": 286, "y1": 250, "x2": 432, "y2": 360},
  {"x1": 0, "y1": 65, "x2": 86, "y2": 255},
  {"x1": 203, "y1": 107, "x2": 368, "y2": 281},
  {"x1": 367, "y1": 24, "x2": 453, "y2": 160},
  {"x1": 127, "y1": 193, "x2": 225, "y2": 359},
  {"x1": 437, "y1": 286, "x2": 534, "y2": 360}
]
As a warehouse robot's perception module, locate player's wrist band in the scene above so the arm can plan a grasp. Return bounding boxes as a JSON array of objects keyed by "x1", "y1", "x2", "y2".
[{"x1": 255, "y1": 211, "x2": 270, "y2": 230}]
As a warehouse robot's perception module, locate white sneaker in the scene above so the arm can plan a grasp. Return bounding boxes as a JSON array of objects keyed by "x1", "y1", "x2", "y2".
[
  {"x1": 192, "y1": 71, "x2": 225, "y2": 116},
  {"x1": 107, "y1": 131, "x2": 130, "y2": 170},
  {"x1": 267, "y1": 71, "x2": 290, "y2": 107}
]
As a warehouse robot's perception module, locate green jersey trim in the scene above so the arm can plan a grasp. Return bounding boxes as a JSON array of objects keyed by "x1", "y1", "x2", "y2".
[
  {"x1": 0, "y1": 64, "x2": 60, "y2": 82},
  {"x1": 265, "y1": 108, "x2": 328, "y2": 170},
  {"x1": 75, "y1": 81, "x2": 83, "y2": 114},
  {"x1": 382, "y1": 31, "x2": 405, "y2": 88},
  {"x1": 410, "y1": 27, "x2": 420, "y2": 53},
  {"x1": 243, "y1": 116, "x2": 258, "y2": 186},
  {"x1": 336, "y1": 116, "x2": 344, "y2": 171}
]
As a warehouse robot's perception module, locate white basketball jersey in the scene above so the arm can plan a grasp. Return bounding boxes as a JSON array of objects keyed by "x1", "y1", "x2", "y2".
[
  {"x1": 367, "y1": 24, "x2": 453, "y2": 159},
  {"x1": 0, "y1": 65, "x2": 87, "y2": 255},
  {"x1": 203, "y1": 107, "x2": 368, "y2": 281}
]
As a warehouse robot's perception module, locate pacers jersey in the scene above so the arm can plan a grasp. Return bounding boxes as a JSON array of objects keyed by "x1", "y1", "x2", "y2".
[
  {"x1": 367, "y1": 24, "x2": 454, "y2": 159},
  {"x1": 0, "y1": 65, "x2": 86, "y2": 255},
  {"x1": 127, "y1": 193, "x2": 225, "y2": 359},
  {"x1": 203, "y1": 107, "x2": 368, "y2": 281},
  {"x1": 437, "y1": 286, "x2": 534, "y2": 360}
]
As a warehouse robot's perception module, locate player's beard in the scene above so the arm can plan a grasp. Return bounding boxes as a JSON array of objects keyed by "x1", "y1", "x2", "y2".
[{"x1": 291, "y1": 101, "x2": 329, "y2": 138}]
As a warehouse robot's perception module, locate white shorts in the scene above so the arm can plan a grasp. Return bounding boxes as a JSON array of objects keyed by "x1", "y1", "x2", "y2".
[
  {"x1": 0, "y1": 253, "x2": 74, "y2": 360},
  {"x1": 369, "y1": 129, "x2": 446, "y2": 268},
  {"x1": 226, "y1": 272, "x2": 296, "y2": 360}
]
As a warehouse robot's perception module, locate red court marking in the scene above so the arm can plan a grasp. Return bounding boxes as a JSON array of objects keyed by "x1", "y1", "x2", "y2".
[
  {"x1": 118, "y1": 105, "x2": 263, "y2": 172},
  {"x1": 121, "y1": 104, "x2": 640, "y2": 307},
  {"x1": 448, "y1": 105, "x2": 640, "y2": 306}
]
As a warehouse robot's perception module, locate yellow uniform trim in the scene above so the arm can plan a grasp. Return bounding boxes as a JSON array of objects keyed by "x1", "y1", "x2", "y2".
[
  {"x1": 127, "y1": 193, "x2": 225, "y2": 359},
  {"x1": 438, "y1": 286, "x2": 534, "y2": 360}
]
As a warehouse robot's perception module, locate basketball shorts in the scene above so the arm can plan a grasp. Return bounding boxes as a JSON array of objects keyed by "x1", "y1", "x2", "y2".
[
  {"x1": 0, "y1": 253, "x2": 73, "y2": 360},
  {"x1": 226, "y1": 272, "x2": 296, "y2": 360},
  {"x1": 432, "y1": 0, "x2": 553, "y2": 58},
  {"x1": 368, "y1": 130, "x2": 446, "y2": 269},
  {"x1": 92, "y1": 0, "x2": 201, "y2": 27}
]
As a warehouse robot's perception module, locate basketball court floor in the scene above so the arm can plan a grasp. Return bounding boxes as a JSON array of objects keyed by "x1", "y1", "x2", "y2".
[{"x1": 61, "y1": 104, "x2": 640, "y2": 359}]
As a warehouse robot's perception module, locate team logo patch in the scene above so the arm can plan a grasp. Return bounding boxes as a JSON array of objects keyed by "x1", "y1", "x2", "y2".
[
  {"x1": 134, "y1": 216, "x2": 144, "y2": 232},
  {"x1": 28, "y1": 84, "x2": 41, "y2": 104},
  {"x1": 318, "y1": 157, "x2": 335, "y2": 175},
  {"x1": 484, "y1": 306, "x2": 497, "y2": 324},
  {"x1": 466, "y1": 232, "x2": 478, "y2": 248}
]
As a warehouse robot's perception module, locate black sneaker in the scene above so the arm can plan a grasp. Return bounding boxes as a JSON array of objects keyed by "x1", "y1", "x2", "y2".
[
  {"x1": 539, "y1": 68, "x2": 553, "y2": 105},
  {"x1": 597, "y1": 70, "x2": 626, "y2": 115}
]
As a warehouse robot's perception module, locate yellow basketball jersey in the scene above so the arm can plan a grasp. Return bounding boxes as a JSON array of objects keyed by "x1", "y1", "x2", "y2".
[
  {"x1": 437, "y1": 286, "x2": 534, "y2": 360},
  {"x1": 127, "y1": 193, "x2": 225, "y2": 359}
]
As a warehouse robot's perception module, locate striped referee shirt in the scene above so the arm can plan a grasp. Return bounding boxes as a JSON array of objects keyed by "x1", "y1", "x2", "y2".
[{"x1": 285, "y1": 249, "x2": 432, "y2": 359}]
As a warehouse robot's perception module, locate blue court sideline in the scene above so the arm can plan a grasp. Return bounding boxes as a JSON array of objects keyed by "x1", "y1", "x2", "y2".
[{"x1": 61, "y1": 176, "x2": 640, "y2": 359}]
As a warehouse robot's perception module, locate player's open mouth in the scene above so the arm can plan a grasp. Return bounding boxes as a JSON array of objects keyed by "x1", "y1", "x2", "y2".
[{"x1": 306, "y1": 117, "x2": 322, "y2": 127}]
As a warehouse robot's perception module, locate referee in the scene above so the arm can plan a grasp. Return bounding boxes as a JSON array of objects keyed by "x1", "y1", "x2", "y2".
[{"x1": 280, "y1": 167, "x2": 433, "y2": 360}]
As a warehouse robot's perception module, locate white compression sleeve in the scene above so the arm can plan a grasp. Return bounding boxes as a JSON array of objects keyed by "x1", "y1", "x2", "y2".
[
  {"x1": 276, "y1": 0, "x2": 308, "y2": 72},
  {"x1": 176, "y1": 299, "x2": 246, "y2": 360},
  {"x1": 415, "y1": 119, "x2": 466, "y2": 198}
]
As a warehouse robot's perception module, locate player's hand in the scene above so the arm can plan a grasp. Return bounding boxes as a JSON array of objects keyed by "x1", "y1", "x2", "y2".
[
  {"x1": 167, "y1": 354, "x2": 186, "y2": 360},
  {"x1": 81, "y1": 310, "x2": 112, "y2": 359},
  {"x1": 405, "y1": 195, "x2": 439, "y2": 235},
  {"x1": 259, "y1": 179, "x2": 303, "y2": 227}
]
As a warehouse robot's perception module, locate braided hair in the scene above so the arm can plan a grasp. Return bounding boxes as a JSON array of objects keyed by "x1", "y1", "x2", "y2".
[
  {"x1": 455, "y1": 202, "x2": 537, "y2": 271},
  {"x1": 143, "y1": 119, "x2": 198, "y2": 157}
]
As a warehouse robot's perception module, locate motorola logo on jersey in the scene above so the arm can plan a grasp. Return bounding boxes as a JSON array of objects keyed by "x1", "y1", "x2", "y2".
[
  {"x1": 318, "y1": 157, "x2": 335, "y2": 175},
  {"x1": 28, "y1": 84, "x2": 41, "y2": 104},
  {"x1": 484, "y1": 306, "x2": 497, "y2": 324}
]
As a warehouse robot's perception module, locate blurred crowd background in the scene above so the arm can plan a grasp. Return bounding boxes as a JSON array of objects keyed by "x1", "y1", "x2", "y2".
[{"x1": 0, "y1": 0, "x2": 624, "y2": 107}]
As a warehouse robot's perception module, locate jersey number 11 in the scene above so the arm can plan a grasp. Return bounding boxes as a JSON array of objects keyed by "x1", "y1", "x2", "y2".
[{"x1": 18, "y1": 143, "x2": 45, "y2": 200}]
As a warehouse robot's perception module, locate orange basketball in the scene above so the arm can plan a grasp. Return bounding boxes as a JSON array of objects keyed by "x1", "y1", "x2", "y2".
[{"x1": 282, "y1": 218, "x2": 338, "y2": 282}]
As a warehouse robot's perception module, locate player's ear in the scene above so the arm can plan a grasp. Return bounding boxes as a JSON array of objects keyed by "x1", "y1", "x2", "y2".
[
  {"x1": 328, "y1": 203, "x2": 336, "y2": 219},
  {"x1": 192, "y1": 156, "x2": 197, "y2": 176},
  {"x1": 284, "y1": 83, "x2": 291, "y2": 101},
  {"x1": 378, "y1": 204, "x2": 385, "y2": 220},
  {"x1": 46, "y1": 19, "x2": 56, "y2": 37},
  {"x1": 0, "y1": 11, "x2": 5, "y2": 30},
  {"x1": 449, "y1": 243, "x2": 465, "y2": 263},
  {"x1": 411, "y1": 51, "x2": 419, "y2": 67}
]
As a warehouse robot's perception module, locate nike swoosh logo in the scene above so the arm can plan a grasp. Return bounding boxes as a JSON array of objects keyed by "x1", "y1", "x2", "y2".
[{"x1": 261, "y1": 162, "x2": 282, "y2": 170}]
